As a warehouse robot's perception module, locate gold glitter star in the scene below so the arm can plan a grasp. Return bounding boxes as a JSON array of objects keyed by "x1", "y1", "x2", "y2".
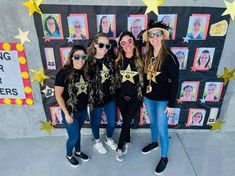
[
  {"x1": 40, "y1": 121, "x2": 54, "y2": 134},
  {"x1": 218, "y1": 67, "x2": 235, "y2": 85},
  {"x1": 210, "y1": 119, "x2": 225, "y2": 130},
  {"x1": 142, "y1": 0, "x2": 165, "y2": 15},
  {"x1": 120, "y1": 64, "x2": 138, "y2": 84},
  {"x1": 31, "y1": 67, "x2": 49, "y2": 86},
  {"x1": 100, "y1": 64, "x2": 110, "y2": 83},
  {"x1": 22, "y1": 0, "x2": 43, "y2": 16},
  {"x1": 75, "y1": 76, "x2": 88, "y2": 95}
]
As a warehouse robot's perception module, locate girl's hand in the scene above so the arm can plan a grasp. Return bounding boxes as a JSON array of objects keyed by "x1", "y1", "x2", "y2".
[{"x1": 65, "y1": 112, "x2": 73, "y2": 124}]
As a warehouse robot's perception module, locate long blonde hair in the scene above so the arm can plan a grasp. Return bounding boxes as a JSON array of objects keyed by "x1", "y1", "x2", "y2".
[{"x1": 145, "y1": 35, "x2": 169, "y2": 71}]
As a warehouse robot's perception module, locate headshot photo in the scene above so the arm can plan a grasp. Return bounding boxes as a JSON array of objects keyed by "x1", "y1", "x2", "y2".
[
  {"x1": 180, "y1": 81, "x2": 200, "y2": 101},
  {"x1": 171, "y1": 47, "x2": 189, "y2": 70},
  {"x1": 203, "y1": 82, "x2": 223, "y2": 102},
  {"x1": 128, "y1": 15, "x2": 148, "y2": 40},
  {"x1": 140, "y1": 103, "x2": 150, "y2": 125},
  {"x1": 50, "y1": 106, "x2": 63, "y2": 126},
  {"x1": 42, "y1": 14, "x2": 64, "y2": 39},
  {"x1": 67, "y1": 14, "x2": 89, "y2": 40},
  {"x1": 59, "y1": 47, "x2": 72, "y2": 66},
  {"x1": 187, "y1": 108, "x2": 206, "y2": 127},
  {"x1": 168, "y1": 108, "x2": 181, "y2": 126},
  {"x1": 97, "y1": 14, "x2": 116, "y2": 38},
  {"x1": 186, "y1": 14, "x2": 210, "y2": 40},
  {"x1": 44, "y1": 47, "x2": 56, "y2": 70},
  {"x1": 158, "y1": 14, "x2": 177, "y2": 40},
  {"x1": 207, "y1": 108, "x2": 219, "y2": 124},
  {"x1": 193, "y1": 48, "x2": 215, "y2": 70}
]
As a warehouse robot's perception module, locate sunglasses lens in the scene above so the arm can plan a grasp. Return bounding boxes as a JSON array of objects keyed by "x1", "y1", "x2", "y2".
[
  {"x1": 81, "y1": 54, "x2": 88, "y2": 61},
  {"x1": 120, "y1": 41, "x2": 126, "y2": 46},
  {"x1": 98, "y1": 43, "x2": 104, "y2": 48},
  {"x1": 149, "y1": 32, "x2": 163, "y2": 38},
  {"x1": 73, "y1": 55, "x2": 80, "y2": 60},
  {"x1": 105, "y1": 44, "x2": 111, "y2": 50}
]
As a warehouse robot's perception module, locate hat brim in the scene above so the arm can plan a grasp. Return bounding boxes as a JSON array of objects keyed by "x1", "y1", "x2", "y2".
[{"x1": 143, "y1": 27, "x2": 170, "y2": 41}]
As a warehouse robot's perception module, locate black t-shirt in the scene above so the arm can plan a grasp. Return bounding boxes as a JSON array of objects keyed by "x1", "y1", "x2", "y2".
[
  {"x1": 55, "y1": 68, "x2": 88, "y2": 112},
  {"x1": 87, "y1": 55, "x2": 116, "y2": 107},
  {"x1": 117, "y1": 56, "x2": 140, "y2": 99},
  {"x1": 143, "y1": 51, "x2": 179, "y2": 107}
]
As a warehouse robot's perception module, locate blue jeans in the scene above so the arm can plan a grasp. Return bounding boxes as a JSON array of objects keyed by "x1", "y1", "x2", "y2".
[
  {"x1": 62, "y1": 109, "x2": 88, "y2": 157},
  {"x1": 90, "y1": 101, "x2": 116, "y2": 139},
  {"x1": 144, "y1": 97, "x2": 169, "y2": 157}
]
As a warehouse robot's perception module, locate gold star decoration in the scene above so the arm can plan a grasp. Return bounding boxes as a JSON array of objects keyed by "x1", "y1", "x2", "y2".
[
  {"x1": 14, "y1": 28, "x2": 31, "y2": 45},
  {"x1": 222, "y1": 0, "x2": 235, "y2": 20},
  {"x1": 40, "y1": 121, "x2": 54, "y2": 134},
  {"x1": 100, "y1": 64, "x2": 110, "y2": 83},
  {"x1": 120, "y1": 64, "x2": 139, "y2": 84},
  {"x1": 218, "y1": 67, "x2": 235, "y2": 85},
  {"x1": 75, "y1": 76, "x2": 88, "y2": 95},
  {"x1": 31, "y1": 67, "x2": 49, "y2": 86},
  {"x1": 22, "y1": 0, "x2": 43, "y2": 16},
  {"x1": 209, "y1": 119, "x2": 225, "y2": 130},
  {"x1": 142, "y1": 0, "x2": 165, "y2": 15},
  {"x1": 150, "y1": 71, "x2": 161, "y2": 83}
]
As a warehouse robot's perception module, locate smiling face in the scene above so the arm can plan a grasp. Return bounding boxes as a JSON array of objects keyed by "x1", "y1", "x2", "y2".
[
  {"x1": 131, "y1": 20, "x2": 141, "y2": 38},
  {"x1": 72, "y1": 50, "x2": 86, "y2": 70},
  {"x1": 94, "y1": 36, "x2": 110, "y2": 58},
  {"x1": 184, "y1": 87, "x2": 193, "y2": 97},
  {"x1": 199, "y1": 52, "x2": 210, "y2": 66},
  {"x1": 47, "y1": 18, "x2": 56, "y2": 34},
  {"x1": 101, "y1": 17, "x2": 109, "y2": 33},
  {"x1": 148, "y1": 28, "x2": 164, "y2": 47},
  {"x1": 208, "y1": 85, "x2": 216, "y2": 95},
  {"x1": 120, "y1": 35, "x2": 134, "y2": 56},
  {"x1": 74, "y1": 21, "x2": 82, "y2": 36},
  {"x1": 176, "y1": 52, "x2": 185, "y2": 64},
  {"x1": 192, "y1": 113, "x2": 202, "y2": 124},
  {"x1": 192, "y1": 18, "x2": 201, "y2": 33}
]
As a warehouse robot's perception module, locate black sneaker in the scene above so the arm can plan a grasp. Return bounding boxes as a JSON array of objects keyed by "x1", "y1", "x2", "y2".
[
  {"x1": 155, "y1": 157, "x2": 168, "y2": 175},
  {"x1": 74, "y1": 152, "x2": 89, "y2": 161},
  {"x1": 66, "y1": 156, "x2": 80, "y2": 167},
  {"x1": 141, "y1": 142, "x2": 159, "y2": 154}
]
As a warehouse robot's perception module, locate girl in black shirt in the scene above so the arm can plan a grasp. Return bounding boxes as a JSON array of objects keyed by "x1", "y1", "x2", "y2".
[
  {"x1": 55, "y1": 45, "x2": 89, "y2": 167},
  {"x1": 115, "y1": 31, "x2": 144, "y2": 161}
]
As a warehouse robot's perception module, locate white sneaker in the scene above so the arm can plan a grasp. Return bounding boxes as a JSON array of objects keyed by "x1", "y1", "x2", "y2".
[
  {"x1": 116, "y1": 149, "x2": 123, "y2": 162},
  {"x1": 122, "y1": 143, "x2": 129, "y2": 155},
  {"x1": 94, "y1": 141, "x2": 107, "y2": 154},
  {"x1": 105, "y1": 138, "x2": 118, "y2": 151}
]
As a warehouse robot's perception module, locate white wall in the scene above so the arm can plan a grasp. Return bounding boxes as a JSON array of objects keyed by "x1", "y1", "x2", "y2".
[{"x1": 0, "y1": 0, "x2": 234, "y2": 138}]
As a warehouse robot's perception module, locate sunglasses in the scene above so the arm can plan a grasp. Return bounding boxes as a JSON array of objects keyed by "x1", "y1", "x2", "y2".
[
  {"x1": 73, "y1": 54, "x2": 88, "y2": 61},
  {"x1": 120, "y1": 38, "x2": 133, "y2": 47},
  {"x1": 97, "y1": 42, "x2": 111, "y2": 50},
  {"x1": 148, "y1": 31, "x2": 163, "y2": 38}
]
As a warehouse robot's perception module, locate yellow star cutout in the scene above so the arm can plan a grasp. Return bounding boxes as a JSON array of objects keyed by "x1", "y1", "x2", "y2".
[
  {"x1": 120, "y1": 64, "x2": 139, "y2": 84},
  {"x1": 100, "y1": 64, "x2": 110, "y2": 83},
  {"x1": 31, "y1": 67, "x2": 49, "y2": 86},
  {"x1": 40, "y1": 121, "x2": 54, "y2": 134},
  {"x1": 14, "y1": 28, "x2": 31, "y2": 45},
  {"x1": 22, "y1": 0, "x2": 43, "y2": 16},
  {"x1": 75, "y1": 76, "x2": 88, "y2": 95},
  {"x1": 150, "y1": 71, "x2": 161, "y2": 83},
  {"x1": 222, "y1": 0, "x2": 235, "y2": 20},
  {"x1": 142, "y1": 0, "x2": 165, "y2": 15},
  {"x1": 218, "y1": 67, "x2": 235, "y2": 85},
  {"x1": 210, "y1": 119, "x2": 225, "y2": 130}
]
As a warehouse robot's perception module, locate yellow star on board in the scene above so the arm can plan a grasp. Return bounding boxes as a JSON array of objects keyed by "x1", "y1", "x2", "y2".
[
  {"x1": 222, "y1": 0, "x2": 235, "y2": 20},
  {"x1": 31, "y1": 67, "x2": 49, "y2": 86},
  {"x1": 100, "y1": 64, "x2": 110, "y2": 83},
  {"x1": 120, "y1": 64, "x2": 138, "y2": 84},
  {"x1": 40, "y1": 121, "x2": 54, "y2": 134},
  {"x1": 75, "y1": 76, "x2": 88, "y2": 95},
  {"x1": 142, "y1": 0, "x2": 165, "y2": 15},
  {"x1": 210, "y1": 119, "x2": 225, "y2": 130},
  {"x1": 218, "y1": 67, "x2": 235, "y2": 85},
  {"x1": 22, "y1": 0, "x2": 43, "y2": 16},
  {"x1": 14, "y1": 28, "x2": 31, "y2": 45}
]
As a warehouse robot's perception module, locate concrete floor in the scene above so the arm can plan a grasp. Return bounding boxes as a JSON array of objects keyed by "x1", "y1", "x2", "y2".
[{"x1": 0, "y1": 131, "x2": 234, "y2": 176}]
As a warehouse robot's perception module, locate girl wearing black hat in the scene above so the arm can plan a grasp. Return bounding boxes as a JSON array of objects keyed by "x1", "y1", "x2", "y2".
[
  {"x1": 141, "y1": 20, "x2": 179, "y2": 175},
  {"x1": 115, "y1": 31, "x2": 144, "y2": 161}
]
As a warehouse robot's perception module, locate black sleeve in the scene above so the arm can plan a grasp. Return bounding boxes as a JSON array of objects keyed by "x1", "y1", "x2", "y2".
[
  {"x1": 55, "y1": 69, "x2": 67, "y2": 87},
  {"x1": 167, "y1": 53, "x2": 179, "y2": 108}
]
